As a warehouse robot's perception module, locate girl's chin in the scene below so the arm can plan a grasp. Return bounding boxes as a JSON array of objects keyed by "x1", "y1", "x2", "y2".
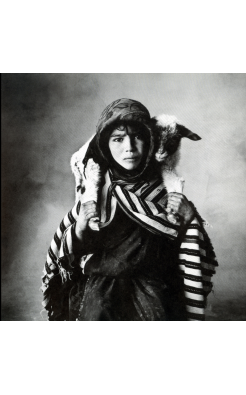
[
  {"x1": 119, "y1": 159, "x2": 141, "y2": 170},
  {"x1": 121, "y1": 163, "x2": 140, "y2": 170}
]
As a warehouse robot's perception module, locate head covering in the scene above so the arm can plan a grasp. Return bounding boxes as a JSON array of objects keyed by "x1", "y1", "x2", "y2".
[
  {"x1": 83, "y1": 98, "x2": 155, "y2": 182},
  {"x1": 96, "y1": 98, "x2": 151, "y2": 134}
]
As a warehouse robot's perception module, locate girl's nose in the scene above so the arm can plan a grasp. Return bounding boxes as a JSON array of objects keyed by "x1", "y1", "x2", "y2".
[{"x1": 124, "y1": 135, "x2": 135, "y2": 151}]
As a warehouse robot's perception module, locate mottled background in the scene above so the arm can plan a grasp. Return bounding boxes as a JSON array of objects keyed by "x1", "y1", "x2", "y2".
[{"x1": 1, "y1": 73, "x2": 246, "y2": 320}]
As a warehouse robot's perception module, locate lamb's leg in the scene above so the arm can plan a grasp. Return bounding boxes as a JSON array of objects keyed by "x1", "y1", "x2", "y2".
[
  {"x1": 162, "y1": 169, "x2": 185, "y2": 224},
  {"x1": 81, "y1": 159, "x2": 102, "y2": 231}
]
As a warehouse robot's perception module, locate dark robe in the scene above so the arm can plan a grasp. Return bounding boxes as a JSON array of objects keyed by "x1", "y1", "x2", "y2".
[{"x1": 68, "y1": 204, "x2": 187, "y2": 321}]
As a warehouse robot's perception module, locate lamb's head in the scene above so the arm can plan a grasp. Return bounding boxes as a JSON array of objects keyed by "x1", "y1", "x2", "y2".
[{"x1": 151, "y1": 114, "x2": 201, "y2": 169}]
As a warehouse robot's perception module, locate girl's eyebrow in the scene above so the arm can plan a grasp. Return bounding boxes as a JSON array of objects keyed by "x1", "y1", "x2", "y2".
[{"x1": 110, "y1": 131, "x2": 127, "y2": 137}]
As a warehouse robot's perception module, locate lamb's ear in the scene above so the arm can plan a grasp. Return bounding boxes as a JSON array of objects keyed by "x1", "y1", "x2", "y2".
[{"x1": 177, "y1": 124, "x2": 201, "y2": 141}]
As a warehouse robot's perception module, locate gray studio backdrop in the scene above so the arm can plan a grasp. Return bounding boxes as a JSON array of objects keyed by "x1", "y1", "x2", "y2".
[{"x1": 2, "y1": 73, "x2": 246, "y2": 320}]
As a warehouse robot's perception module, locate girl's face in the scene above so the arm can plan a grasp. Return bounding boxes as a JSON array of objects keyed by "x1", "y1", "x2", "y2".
[{"x1": 108, "y1": 124, "x2": 146, "y2": 170}]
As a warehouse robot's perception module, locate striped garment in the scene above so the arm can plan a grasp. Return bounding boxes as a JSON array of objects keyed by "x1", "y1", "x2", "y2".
[{"x1": 41, "y1": 171, "x2": 218, "y2": 321}]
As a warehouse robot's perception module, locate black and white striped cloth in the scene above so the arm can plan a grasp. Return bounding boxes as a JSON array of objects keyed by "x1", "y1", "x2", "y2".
[{"x1": 42, "y1": 171, "x2": 218, "y2": 321}]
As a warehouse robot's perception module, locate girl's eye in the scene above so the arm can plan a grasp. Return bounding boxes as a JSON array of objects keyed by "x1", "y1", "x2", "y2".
[{"x1": 113, "y1": 138, "x2": 123, "y2": 142}]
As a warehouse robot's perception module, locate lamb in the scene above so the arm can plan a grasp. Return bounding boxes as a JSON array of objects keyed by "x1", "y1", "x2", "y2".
[{"x1": 150, "y1": 114, "x2": 201, "y2": 223}]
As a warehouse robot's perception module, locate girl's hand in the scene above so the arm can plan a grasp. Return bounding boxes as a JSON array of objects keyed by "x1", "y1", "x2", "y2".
[
  {"x1": 166, "y1": 192, "x2": 195, "y2": 226},
  {"x1": 76, "y1": 200, "x2": 99, "y2": 237}
]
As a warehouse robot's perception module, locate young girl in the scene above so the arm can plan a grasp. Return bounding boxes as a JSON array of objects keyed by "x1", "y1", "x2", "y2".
[{"x1": 41, "y1": 98, "x2": 218, "y2": 321}]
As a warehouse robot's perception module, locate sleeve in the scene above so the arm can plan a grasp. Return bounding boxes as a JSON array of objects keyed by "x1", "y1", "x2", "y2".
[
  {"x1": 178, "y1": 207, "x2": 218, "y2": 321},
  {"x1": 41, "y1": 201, "x2": 85, "y2": 320}
]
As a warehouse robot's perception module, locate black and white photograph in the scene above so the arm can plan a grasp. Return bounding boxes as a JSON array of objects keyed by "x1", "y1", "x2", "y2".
[
  {"x1": 1, "y1": 3, "x2": 245, "y2": 392},
  {"x1": 2, "y1": 73, "x2": 246, "y2": 321}
]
